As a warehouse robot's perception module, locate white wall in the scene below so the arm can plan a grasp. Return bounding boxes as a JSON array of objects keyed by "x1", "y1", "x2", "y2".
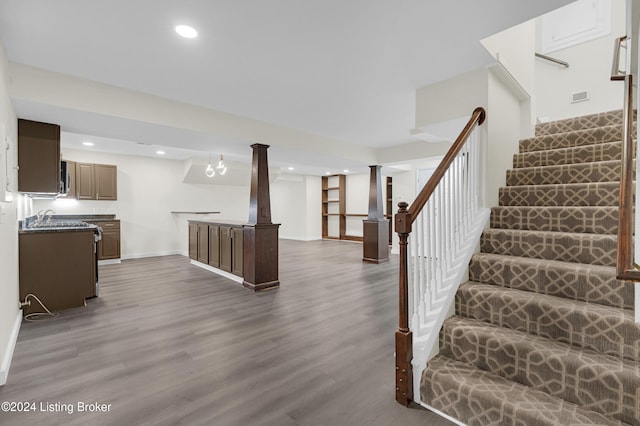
[
  {"x1": 535, "y1": 0, "x2": 626, "y2": 120},
  {"x1": 34, "y1": 149, "x2": 250, "y2": 258},
  {"x1": 271, "y1": 175, "x2": 323, "y2": 241},
  {"x1": 345, "y1": 173, "x2": 370, "y2": 237},
  {"x1": 0, "y1": 41, "x2": 21, "y2": 386}
]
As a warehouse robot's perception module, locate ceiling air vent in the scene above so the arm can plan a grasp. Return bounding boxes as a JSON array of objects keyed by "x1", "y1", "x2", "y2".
[{"x1": 571, "y1": 90, "x2": 590, "y2": 103}]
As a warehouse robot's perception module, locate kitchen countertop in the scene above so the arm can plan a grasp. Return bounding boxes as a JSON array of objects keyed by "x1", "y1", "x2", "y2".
[{"x1": 52, "y1": 214, "x2": 117, "y2": 221}]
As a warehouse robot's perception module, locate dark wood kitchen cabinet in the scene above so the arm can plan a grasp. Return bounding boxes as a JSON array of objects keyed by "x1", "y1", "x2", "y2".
[
  {"x1": 189, "y1": 220, "x2": 244, "y2": 277},
  {"x1": 208, "y1": 225, "x2": 220, "y2": 268},
  {"x1": 17, "y1": 119, "x2": 61, "y2": 194},
  {"x1": 76, "y1": 162, "x2": 95, "y2": 199},
  {"x1": 75, "y1": 162, "x2": 117, "y2": 200},
  {"x1": 85, "y1": 219, "x2": 121, "y2": 260},
  {"x1": 98, "y1": 220, "x2": 120, "y2": 260},
  {"x1": 19, "y1": 229, "x2": 96, "y2": 315}
]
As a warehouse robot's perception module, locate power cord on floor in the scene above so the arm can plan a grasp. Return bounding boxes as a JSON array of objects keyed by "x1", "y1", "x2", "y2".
[{"x1": 21, "y1": 293, "x2": 59, "y2": 322}]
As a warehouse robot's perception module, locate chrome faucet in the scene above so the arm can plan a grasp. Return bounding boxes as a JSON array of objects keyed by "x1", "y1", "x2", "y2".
[{"x1": 36, "y1": 209, "x2": 55, "y2": 225}]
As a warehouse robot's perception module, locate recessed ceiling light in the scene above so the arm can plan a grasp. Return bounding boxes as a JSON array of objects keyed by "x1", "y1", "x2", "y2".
[
  {"x1": 156, "y1": 150, "x2": 165, "y2": 155},
  {"x1": 325, "y1": 172, "x2": 331, "y2": 175},
  {"x1": 288, "y1": 167, "x2": 294, "y2": 171},
  {"x1": 343, "y1": 169, "x2": 349, "y2": 173},
  {"x1": 82, "y1": 141, "x2": 94, "y2": 146},
  {"x1": 175, "y1": 25, "x2": 198, "y2": 39}
]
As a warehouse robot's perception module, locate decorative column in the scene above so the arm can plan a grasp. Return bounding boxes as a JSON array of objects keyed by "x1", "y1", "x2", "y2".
[
  {"x1": 363, "y1": 165, "x2": 389, "y2": 263},
  {"x1": 243, "y1": 143, "x2": 280, "y2": 291}
]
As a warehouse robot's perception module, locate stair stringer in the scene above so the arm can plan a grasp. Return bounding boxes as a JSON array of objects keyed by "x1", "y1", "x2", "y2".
[{"x1": 410, "y1": 207, "x2": 490, "y2": 406}]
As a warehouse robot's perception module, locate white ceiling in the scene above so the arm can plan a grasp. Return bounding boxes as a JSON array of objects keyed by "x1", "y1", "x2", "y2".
[{"x1": 0, "y1": 0, "x2": 573, "y2": 175}]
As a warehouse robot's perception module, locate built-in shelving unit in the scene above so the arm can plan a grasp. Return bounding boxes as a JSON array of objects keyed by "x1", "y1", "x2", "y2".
[
  {"x1": 322, "y1": 174, "x2": 346, "y2": 240},
  {"x1": 386, "y1": 176, "x2": 393, "y2": 244}
]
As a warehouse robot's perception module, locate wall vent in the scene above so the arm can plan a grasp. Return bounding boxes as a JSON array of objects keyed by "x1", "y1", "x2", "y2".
[{"x1": 571, "y1": 91, "x2": 590, "y2": 103}]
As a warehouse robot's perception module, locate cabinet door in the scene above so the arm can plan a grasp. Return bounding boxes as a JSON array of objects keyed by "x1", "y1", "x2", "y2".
[
  {"x1": 188, "y1": 223, "x2": 198, "y2": 260},
  {"x1": 208, "y1": 225, "x2": 220, "y2": 268},
  {"x1": 95, "y1": 164, "x2": 117, "y2": 200},
  {"x1": 231, "y1": 227, "x2": 243, "y2": 277},
  {"x1": 99, "y1": 228, "x2": 120, "y2": 260},
  {"x1": 197, "y1": 223, "x2": 209, "y2": 264},
  {"x1": 76, "y1": 162, "x2": 95, "y2": 199},
  {"x1": 17, "y1": 119, "x2": 60, "y2": 193},
  {"x1": 219, "y1": 226, "x2": 232, "y2": 272}
]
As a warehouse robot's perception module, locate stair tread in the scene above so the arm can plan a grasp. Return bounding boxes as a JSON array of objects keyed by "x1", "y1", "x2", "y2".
[
  {"x1": 457, "y1": 282, "x2": 639, "y2": 361},
  {"x1": 421, "y1": 354, "x2": 628, "y2": 426},
  {"x1": 499, "y1": 182, "x2": 620, "y2": 207},
  {"x1": 506, "y1": 160, "x2": 622, "y2": 186},
  {"x1": 520, "y1": 124, "x2": 623, "y2": 153},
  {"x1": 490, "y1": 206, "x2": 618, "y2": 234},
  {"x1": 513, "y1": 141, "x2": 621, "y2": 168},
  {"x1": 441, "y1": 316, "x2": 640, "y2": 424},
  {"x1": 535, "y1": 110, "x2": 623, "y2": 137}
]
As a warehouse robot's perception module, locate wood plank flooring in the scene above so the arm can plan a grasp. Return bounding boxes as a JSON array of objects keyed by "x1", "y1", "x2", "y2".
[{"x1": 0, "y1": 239, "x2": 453, "y2": 426}]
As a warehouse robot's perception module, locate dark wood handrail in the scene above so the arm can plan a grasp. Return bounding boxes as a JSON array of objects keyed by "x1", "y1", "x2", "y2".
[
  {"x1": 393, "y1": 107, "x2": 486, "y2": 407},
  {"x1": 616, "y1": 73, "x2": 640, "y2": 281},
  {"x1": 404, "y1": 107, "x2": 486, "y2": 227}
]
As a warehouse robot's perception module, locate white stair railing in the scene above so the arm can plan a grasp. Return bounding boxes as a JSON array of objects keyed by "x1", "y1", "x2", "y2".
[{"x1": 394, "y1": 107, "x2": 490, "y2": 406}]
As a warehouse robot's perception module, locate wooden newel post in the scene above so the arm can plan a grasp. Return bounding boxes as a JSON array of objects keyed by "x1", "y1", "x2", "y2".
[
  {"x1": 243, "y1": 143, "x2": 280, "y2": 291},
  {"x1": 394, "y1": 201, "x2": 413, "y2": 406},
  {"x1": 363, "y1": 165, "x2": 389, "y2": 263}
]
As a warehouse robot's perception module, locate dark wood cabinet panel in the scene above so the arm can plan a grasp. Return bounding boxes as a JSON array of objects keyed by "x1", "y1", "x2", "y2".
[
  {"x1": 208, "y1": 225, "x2": 220, "y2": 268},
  {"x1": 95, "y1": 164, "x2": 117, "y2": 200},
  {"x1": 87, "y1": 220, "x2": 121, "y2": 260},
  {"x1": 189, "y1": 221, "x2": 244, "y2": 278},
  {"x1": 19, "y1": 230, "x2": 96, "y2": 314},
  {"x1": 75, "y1": 162, "x2": 117, "y2": 200},
  {"x1": 188, "y1": 223, "x2": 198, "y2": 260},
  {"x1": 17, "y1": 119, "x2": 61, "y2": 194},
  {"x1": 219, "y1": 226, "x2": 232, "y2": 272},
  {"x1": 231, "y1": 227, "x2": 243, "y2": 276},
  {"x1": 197, "y1": 223, "x2": 209, "y2": 264},
  {"x1": 76, "y1": 162, "x2": 95, "y2": 200}
]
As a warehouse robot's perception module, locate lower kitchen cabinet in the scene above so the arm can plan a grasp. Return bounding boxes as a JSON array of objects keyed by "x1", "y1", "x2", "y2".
[
  {"x1": 87, "y1": 220, "x2": 121, "y2": 260},
  {"x1": 19, "y1": 229, "x2": 96, "y2": 315},
  {"x1": 197, "y1": 223, "x2": 209, "y2": 264},
  {"x1": 189, "y1": 221, "x2": 243, "y2": 277}
]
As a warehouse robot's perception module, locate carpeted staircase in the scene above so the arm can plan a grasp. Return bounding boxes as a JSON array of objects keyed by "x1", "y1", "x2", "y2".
[{"x1": 420, "y1": 110, "x2": 640, "y2": 426}]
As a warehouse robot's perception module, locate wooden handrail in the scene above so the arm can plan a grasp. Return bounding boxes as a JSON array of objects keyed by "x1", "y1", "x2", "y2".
[
  {"x1": 393, "y1": 107, "x2": 486, "y2": 406},
  {"x1": 404, "y1": 107, "x2": 486, "y2": 227},
  {"x1": 616, "y1": 74, "x2": 640, "y2": 281}
]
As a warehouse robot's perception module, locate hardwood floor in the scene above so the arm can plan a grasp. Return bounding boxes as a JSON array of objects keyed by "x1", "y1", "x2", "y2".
[{"x1": 0, "y1": 239, "x2": 453, "y2": 426}]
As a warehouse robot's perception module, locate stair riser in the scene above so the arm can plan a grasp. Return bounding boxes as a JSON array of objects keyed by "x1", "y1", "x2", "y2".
[
  {"x1": 499, "y1": 183, "x2": 621, "y2": 207},
  {"x1": 535, "y1": 110, "x2": 623, "y2": 136},
  {"x1": 455, "y1": 285, "x2": 640, "y2": 362},
  {"x1": 421, "y1": 355, "x2": 623, "y2": 426},
  {"x1": 480, "y1": 230, "x2": 617, "y2": 267},
  {"x1": 520, "y1": 125, "x2": 623, "y2": 153},
  {"x1": 514, "y1": 142, "x2": 621, "y2": 168},
  {"x1": 506, "y1": 161, "x2": 621, "y2": 186},
  {"x1": 439, "y1": 319, "x2": 639, "y2": 425},
  {"x1": 469, "y1": 255, "x2": 633, "y2": 309},
  {"x1": 490, "y1": 207, "x2": 618, "y2": 234}
]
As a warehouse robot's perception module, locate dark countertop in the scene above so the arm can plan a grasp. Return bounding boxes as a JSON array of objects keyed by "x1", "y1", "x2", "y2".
[
  {"x1": 52, "y1": 214, "x2": 116, "y2": 221},
  {"x1": 19, "y1": 224, "x2": 99, "y2": 234},
  {"x1": 188, "y1": 219, "x2": 248, "y2": 226}
]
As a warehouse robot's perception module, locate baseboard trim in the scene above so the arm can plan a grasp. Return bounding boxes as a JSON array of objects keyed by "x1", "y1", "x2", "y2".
[
  {"x1": 189, "y1": 259, "x2": 244, "y2": 284},
  {"x1": 417, "y1": 401, "x2": 466, "y2": 426},
  {"x1": 0, "y1": 310, "x2": 22, "y2": 386},
  {"x1": 122, "y1": 250, "x2": 182, "y2": 260},
  {"x1": 98, "y1": 259, "x2": 121, "y2": 266}
]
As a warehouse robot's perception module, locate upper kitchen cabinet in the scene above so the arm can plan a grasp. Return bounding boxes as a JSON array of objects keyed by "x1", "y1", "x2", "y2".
[
  {"x1": 95, "y1": 164, "x2": 117, "y2": 200},
  {"x1": 17, "y1": 119, "x2": 61, "y2": 194},
  {"x1": 76, "y1": 162, "x2": 117, "y2": 200}
]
